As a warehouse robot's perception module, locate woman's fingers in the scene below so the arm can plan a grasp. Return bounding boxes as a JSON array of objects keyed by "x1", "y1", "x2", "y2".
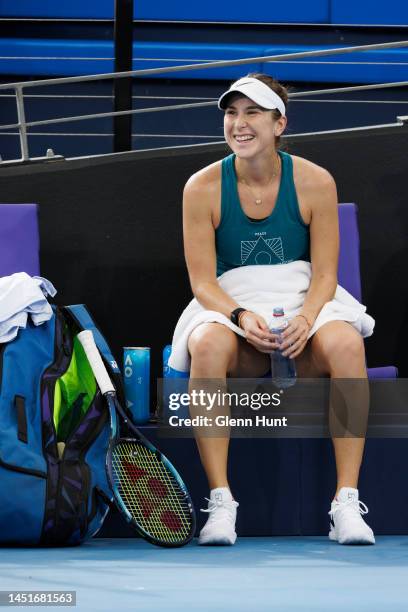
[
  {"x1": 285, "y1": 341, "x2": 307, "y2": 359},
  {"x1": 246, "y1": 330, "x2": 277, "y2": 351},
  {"x1": 280, "y1": 326, "x2": 299, "y2": 348},
  {"x1": 242, "y1": 313, "x2": 298, "y2": 354},
  {"x1": 281, "y1": 319, "x2": 310, "y2": 349},
  {"x1": 282, "y1": 335, "x2": 307, "y2": 358},
  {"x1": 280, "y1": 326, "x2": 308, "y2": 352},
  {"x1": 245, "y1": 327, "x2": 280, "y2": 353}
]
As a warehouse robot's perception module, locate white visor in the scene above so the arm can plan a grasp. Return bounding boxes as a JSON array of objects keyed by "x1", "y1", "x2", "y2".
[{"x1": 218, "y1": 77, "x2": 286, "y2": 117}]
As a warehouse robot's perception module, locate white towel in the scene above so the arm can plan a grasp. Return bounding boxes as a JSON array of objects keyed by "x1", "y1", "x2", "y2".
[
  {"x1": 0, "y1": 272, "x2": 57, "y2": 343},
  {"x1": 168, "y1": 261, "x2": 375, "y2": 372}
]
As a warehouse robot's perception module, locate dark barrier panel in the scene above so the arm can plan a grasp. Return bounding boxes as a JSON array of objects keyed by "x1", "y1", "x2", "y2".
[{"x1": 0, "y1": 127, "x2": 406, "y2": 377}]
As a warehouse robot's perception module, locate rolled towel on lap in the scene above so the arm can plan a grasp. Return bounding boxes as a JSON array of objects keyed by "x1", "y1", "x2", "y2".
[{"x1": 168, "y1": 262, "x2": 375, "y2": 373}]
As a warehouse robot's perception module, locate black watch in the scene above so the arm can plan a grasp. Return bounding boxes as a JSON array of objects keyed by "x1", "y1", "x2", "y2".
[{"x1": 230, "y1": 307, "x2": 247, "y2": 327}]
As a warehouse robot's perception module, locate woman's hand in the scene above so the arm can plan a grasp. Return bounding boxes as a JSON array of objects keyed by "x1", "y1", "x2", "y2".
[
  {"x1": 279, "y1": 315, "x2": 311, "y2": 359},
  {"x1": 239, "y1": 311, "x2": 281, "y2": 354}
]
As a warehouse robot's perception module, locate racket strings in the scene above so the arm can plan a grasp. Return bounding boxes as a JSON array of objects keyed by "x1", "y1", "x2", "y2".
[
  {"x1": 115, "y1": 443, "x2": 191, "y2": 542},
  {"x1": 112, "y1": 440, "x2": 192, "y2": 544}
]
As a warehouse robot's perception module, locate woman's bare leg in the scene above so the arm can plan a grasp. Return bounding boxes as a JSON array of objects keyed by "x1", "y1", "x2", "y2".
[
  {"x1": 303, "y1": 321, "x2": 368, "y2": 496},
  {"x1": 188, "y1": 322, "x2": 269, "y2": 490}
]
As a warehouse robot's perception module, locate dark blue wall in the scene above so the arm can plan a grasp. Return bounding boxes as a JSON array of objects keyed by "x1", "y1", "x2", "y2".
[
  {"x1": 331, "y1": 0, "x2": 408, "y2": 26},
  {"x1": 0, "y1": 1, "x2": 114, "y2": 19},
  {"x1": 136, "y1": 0, "x2": 330, "y2": 23},
  {"x1": 0, "y1": 0, "x2": 329, "y2": 22},
  {"x1": 1, "y1": 0, "x2": 407, "y2": 25},
  {"x1": 0, "y1": 39, "x2": 407, "y2": 83}
]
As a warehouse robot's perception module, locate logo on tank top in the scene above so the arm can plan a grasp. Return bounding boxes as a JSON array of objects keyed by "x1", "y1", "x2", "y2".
[{"x1": 241, "y1": 236, "x2": 284, "y2": 265}]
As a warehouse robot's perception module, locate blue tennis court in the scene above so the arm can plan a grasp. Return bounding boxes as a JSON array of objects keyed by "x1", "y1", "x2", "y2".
[{"x1": 1, "y1": 537, "x2": 408, "y2": 611}]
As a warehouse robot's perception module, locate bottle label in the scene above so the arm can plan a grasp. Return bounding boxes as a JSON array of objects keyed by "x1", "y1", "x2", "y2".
[{"x1": 270, "y1": 320, "x2": 288, "y2": 334}]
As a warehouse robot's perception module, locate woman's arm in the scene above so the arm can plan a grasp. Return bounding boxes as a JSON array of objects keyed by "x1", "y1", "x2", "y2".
[
  {"x1": 183, "y1": 172, "x2": 276, "y2": 353},
  {"x1": 300, "y1": 169, "x2": 339, "y2": 325},
  {"x1": 280, "y1": 167, "x2": 339, "y2": 358},
  {"x1": 183, "y1": 172, "x2": 239, "y2": 317}
]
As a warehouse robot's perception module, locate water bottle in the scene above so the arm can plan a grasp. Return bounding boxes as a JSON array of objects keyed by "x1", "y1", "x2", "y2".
[{"x1": 270, "y1": 307, "x2": 297, "y2": 389}]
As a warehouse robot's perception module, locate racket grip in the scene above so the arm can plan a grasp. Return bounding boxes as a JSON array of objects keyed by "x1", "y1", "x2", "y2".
[{"x1": 77, "y1": 330, "x2": 115, "y2": 395}]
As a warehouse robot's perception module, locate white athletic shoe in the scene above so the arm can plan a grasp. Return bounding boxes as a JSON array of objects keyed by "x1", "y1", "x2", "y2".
[
  {"x1": 198, "y1": 487, "x2": 239, "y2": 546},
  {"x1": 329, "y1": 487, "x2": 375, "y2": 545}
]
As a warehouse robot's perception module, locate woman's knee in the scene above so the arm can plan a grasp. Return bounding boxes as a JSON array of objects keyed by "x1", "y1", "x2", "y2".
[
  {"x1": 314, "y1": 323, "x2": 365, "y2": 369},
  {"x1": 188, "y1": 324, "x2": 238, "y2": 367}
]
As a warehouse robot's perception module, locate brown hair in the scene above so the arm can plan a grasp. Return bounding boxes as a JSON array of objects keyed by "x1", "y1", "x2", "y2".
[{"x1": 246, "y1": 73, "x2": 289, "y2": 148}]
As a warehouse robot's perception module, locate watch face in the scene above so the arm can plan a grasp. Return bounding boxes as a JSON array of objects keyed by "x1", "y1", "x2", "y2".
[{"x1": 231, "y1": 308, "x2": 244, "y2": 325}]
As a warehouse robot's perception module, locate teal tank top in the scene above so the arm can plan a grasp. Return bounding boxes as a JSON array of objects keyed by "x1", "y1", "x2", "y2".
[{"x1": 215, "y1": 150, "x2": 310, "y2": 277}]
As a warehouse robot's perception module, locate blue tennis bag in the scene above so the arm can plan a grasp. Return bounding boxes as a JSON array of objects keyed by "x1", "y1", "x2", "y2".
[{"x1": 0, "y1": 304, "x2": 122, "y2": 546}]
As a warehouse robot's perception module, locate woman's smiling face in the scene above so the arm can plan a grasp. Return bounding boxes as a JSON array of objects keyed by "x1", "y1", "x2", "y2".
[{"x1": 223, "y1": 94, "x2": 286, "y2": 159}]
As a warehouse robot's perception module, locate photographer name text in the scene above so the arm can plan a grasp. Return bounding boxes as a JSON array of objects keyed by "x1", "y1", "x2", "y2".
[{"x1": 168, "y1": 415, "x2": 288, "y2": 428}]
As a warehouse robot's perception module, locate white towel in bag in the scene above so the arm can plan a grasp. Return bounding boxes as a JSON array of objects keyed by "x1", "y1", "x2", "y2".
[{"x1": 0, "y1": 272, "x2": 57, "y2": 343}]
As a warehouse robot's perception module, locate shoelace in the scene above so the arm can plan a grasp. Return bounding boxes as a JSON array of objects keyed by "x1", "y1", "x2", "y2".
[
  {"x1": 328, "y1": 499, "x2": 369, "y2": 519},
  {"x1": 200, "y1": 497, "x2": 238, "y2": 522}
]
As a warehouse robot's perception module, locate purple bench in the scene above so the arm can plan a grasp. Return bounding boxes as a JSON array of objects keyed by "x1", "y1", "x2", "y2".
[
  {"x1": 338, "y1": 203, "x2": 397, "y2": 378},
  {"x1": 0, "y1": 204, "x2": 40, "y2": 277}
]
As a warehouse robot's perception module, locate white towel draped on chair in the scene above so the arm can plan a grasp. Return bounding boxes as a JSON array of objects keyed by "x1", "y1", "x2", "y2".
[{"x1": 168, "y1": 261, "x2": 375, "y2": 372}]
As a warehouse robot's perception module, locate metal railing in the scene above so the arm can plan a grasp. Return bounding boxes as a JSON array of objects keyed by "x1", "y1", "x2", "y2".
[{"x1": 0, "y1": 38, "x2": 407, "y2": 163}]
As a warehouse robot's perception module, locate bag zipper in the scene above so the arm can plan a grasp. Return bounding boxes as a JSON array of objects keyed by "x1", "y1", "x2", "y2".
[
  {"x1": 40, "y1": 309, "x2": 73, "y2": 544},
  {"x1": 51, "y1": 316, "x2": 73, "y2": 541}
]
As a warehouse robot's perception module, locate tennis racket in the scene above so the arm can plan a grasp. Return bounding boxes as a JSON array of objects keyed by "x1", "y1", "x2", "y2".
[{"x1": 77, "y1": 330, "x2": 196, "y2": 547}]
